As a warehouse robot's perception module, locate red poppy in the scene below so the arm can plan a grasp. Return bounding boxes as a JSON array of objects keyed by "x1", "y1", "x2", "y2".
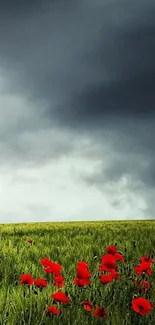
[
  {"x1": 100, "y1": 269, "x2": 119, "y2": 283},
  {"x1": 77, "y1": 261, "x2": 89, "y2": 269},
  {"x1": 43, "y1": 267, "x2": 53, "y2": 273},
  {"x1": 28, "y1": 239, "x2": 33, "y2": 244},
  {"x1": 99, "y1": 264, "x2": 109, "y2": 272},
  {"x1": 134, "y1": 262, "x2": 152, "y2": 276},
  {"x1": 99, "y1": 263, "x2": 118, "y2": 273},
  {"x1": 93, "y1": 306, "x2": 107, "y2": 318},
  {"x1": 115, "y1": 252, "x2": 125, "y2": 263},
  {"x1": 40, "y1": 257, "x2": 53, "y2": 267},
  {"x1": 100, "y1": 274, "x2": 113, "y2": 284},
  {"x1": 110, "y1": 270, "x2": 120, "y2": 280},
  {"x1": 73, "y1": 278, "x2": 91, "y2": 287},
  {"x1": 101, "y1": 254, "x2": 117, "y2": 271},
  {"x1": 34, "y1": 278, "x2": 47, "y2": 288},
  {"x1": 51, "y1": 292, "x2": 70, "y2": 304},
  {"x1": 105, "y1": 245, "x2": 125, "y2": 262},
  {"x1": 45, "y1": 305, "x2": 60, "y2": 315},
  {"x1": 132, "y1": 297, "x2": 153, "y2": 316},
  {"x1": 20, "y1": 274, "x2": 34, "y2": 286},
  {"x1": 77, "y1": 266, "x2": 91, "y2": 279},
  {"x1": 106, "y1": 245, "x2": 117, "y2": 255},
  {"x1": 43, "y1": 262, "x2": 62, "y2": 275},
  {"x1": 139, "y1": 255, "x2": 153, "y2": 264},
  {"x1": 81, "y1": 301, "x2": 93, "y2": 311},
  {"x1": 53, "y1": 274, "x2": 65, "y2": 287}
]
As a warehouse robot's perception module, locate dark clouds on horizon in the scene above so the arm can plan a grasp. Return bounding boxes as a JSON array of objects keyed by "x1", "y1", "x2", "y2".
[{"x1": 0, "y1": 0, "x2": 155, "y2": 221}]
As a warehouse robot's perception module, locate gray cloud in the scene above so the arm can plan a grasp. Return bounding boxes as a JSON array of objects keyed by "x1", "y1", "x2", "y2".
[
  {"x1": 1, "y1": 0, "x2": 155, "y2": 116},
  {"x1": 0, "y1": 0, "x2": 155, "y2": 221},
  {"x1": 53, "y1": 21, "x2": 155, "y2": 128}
]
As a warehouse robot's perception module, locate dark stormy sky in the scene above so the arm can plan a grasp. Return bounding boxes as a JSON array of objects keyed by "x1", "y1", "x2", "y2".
[{"x1": 0, "y1": 0, "x2": 155, "y2": 223}]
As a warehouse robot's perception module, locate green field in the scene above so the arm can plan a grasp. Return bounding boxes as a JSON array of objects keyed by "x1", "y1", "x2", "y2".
[{"x1": 0, "y1": 220, "x2": 155, "y2": 325}]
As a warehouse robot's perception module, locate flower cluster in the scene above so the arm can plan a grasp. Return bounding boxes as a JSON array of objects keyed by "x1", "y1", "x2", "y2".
[
  {"x1": 132, "y1": 255, "x2": 154, "y2": 316},
  {"x1": 98, "y1": 245, "x2": 124, "y2": 284},
  {"x1": 74, "y1": 261, "x2": 91, "y2": 287},
  {"x1": 19, "y1": 242, "x2": 155, "y2": 319}
]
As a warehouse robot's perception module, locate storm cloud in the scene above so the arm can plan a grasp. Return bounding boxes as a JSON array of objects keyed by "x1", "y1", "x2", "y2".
[{"x1": 0, "y1": 0, "x2": 155, "y2": 222}]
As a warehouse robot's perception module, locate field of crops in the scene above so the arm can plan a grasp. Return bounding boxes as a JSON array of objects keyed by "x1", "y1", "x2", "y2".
[{"x1": 0, "y1": 220, "x2": 155, "y2": 325}]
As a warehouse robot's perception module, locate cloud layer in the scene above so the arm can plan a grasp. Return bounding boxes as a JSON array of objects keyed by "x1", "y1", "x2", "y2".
[{"x1": 0, "y1": 0, "x2": 155, "y2": 222}]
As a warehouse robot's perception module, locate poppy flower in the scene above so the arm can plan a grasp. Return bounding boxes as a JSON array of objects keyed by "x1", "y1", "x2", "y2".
[
  {"x1": 34, "y1": 278, "x2": 47, "y2": 288},
  {"x1": 77, "y1": 266, "x2": 91, "y2": 279},
  {"x1": 134, "y1": 262, "x2": 152, "y2": 276},
  {"x1": 43, "y1": 262, "x2": 63, "y2": 275},
  {"x1": 20, "y1": 274, "x2": 34, "y2": 286},
  {"x1": 139, "y1": 255, "x2": 153, "y2": 264},
  {"x1": 73, "y1": 278, "x2": 91, "y2": 287},
  {"x1": 93, "y1": 306, "x2": 107, "y2": 318},
  {"x1": 99, "y1": 263, "x2": 118, "y2": 273},
  {"x1": 106, "y1": 245, "x2": 117, "y2": 255},
  {"x1": 100, "y1": 274, "x2": 113, "y2": 284},
  {"x1": 105, "y1": 246, "x2": 125, "y2": 262},
  {"x1": 53, "y1": 274, "x2": 65, "y2": 287},
  {"x1": 40, "y1": 257, "x2": 53, "y2": 267},
  {"x1": 132, "y1": 297, "x2": 153, "y2": 316},
  {"x1": 101, "y1": 254, "x2": 117, "y2": 271},
  {"x1": 45, "y1": 305, "x2": 60, "y2": 315},
  {"x1": 100, "y1": 269, "x2": 119, "y2": 283},
  {"x1": 51, "y1": 292, "x2": 70, "y2": 304},
  {"x1": 77, "y1": 261, "x2": 89, "y2": 269},
  {"x1": 28, "y1": 239, "x2": 33, "y2": 244},
  {"x1": 115, "y1": 252, "x2": 125, "y2": 263},
  {"x1": 110, "y1": 270, "x2": 120, "y2": 280},
  {"x1": 81, "y1": 300, "x2": 93, "y2": 311}
]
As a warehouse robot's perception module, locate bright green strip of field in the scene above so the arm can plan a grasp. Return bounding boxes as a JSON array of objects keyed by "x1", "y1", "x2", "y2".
[{"x1": 0, "y1": 220, "x2": 155, "y2": 325}]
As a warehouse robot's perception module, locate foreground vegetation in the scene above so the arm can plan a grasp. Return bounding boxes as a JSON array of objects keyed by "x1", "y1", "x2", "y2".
[{"x1": 0, "y1": 220, "x2": 155, "y2": 325}]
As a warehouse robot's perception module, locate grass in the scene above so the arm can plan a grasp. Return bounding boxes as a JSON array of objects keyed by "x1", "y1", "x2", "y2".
[{"x1": 0, "y1": 220, "x2": 155, "y2": 324}]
